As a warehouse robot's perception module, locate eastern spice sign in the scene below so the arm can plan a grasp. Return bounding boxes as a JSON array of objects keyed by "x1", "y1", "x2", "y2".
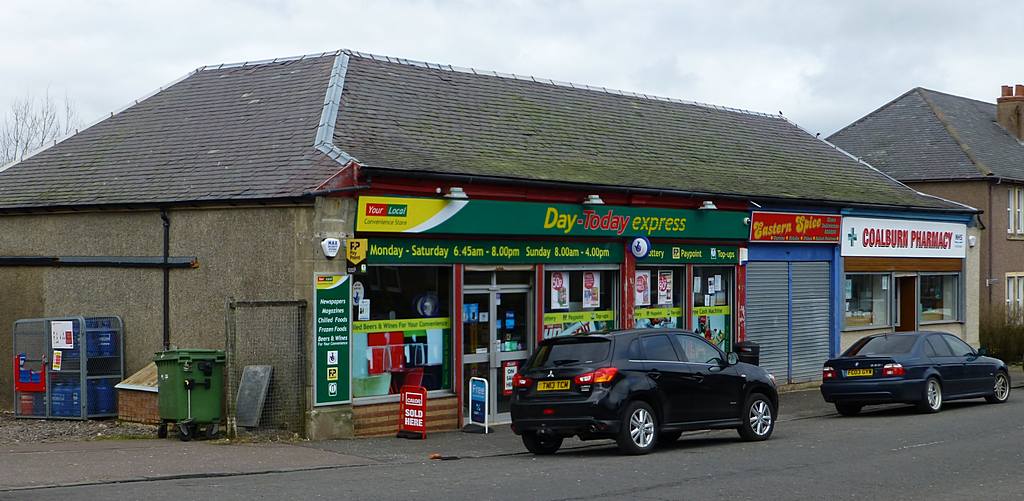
[
  {"x1": 749, "y1": 212, "x2": 842, "y2": 243},
  {"x1": 314, "y1": 274, "x2": 351, "y2": 406},
  {"x1": 638, "y1": 244, "x2": 740, "y2": 264},
  {"x1": 356, "y1": 196, "x2": 749, "y2": 240},
  {"x1": 841, "y1": 217, "x2": 967, "y2": 258},
  {"x1": 365, "y1": 238, "x2": 623, "y2": 264}
]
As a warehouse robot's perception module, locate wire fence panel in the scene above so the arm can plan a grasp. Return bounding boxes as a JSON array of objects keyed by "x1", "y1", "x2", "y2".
[{"x1": 225, "y1": 300, "x2": 307, "y2": 438}]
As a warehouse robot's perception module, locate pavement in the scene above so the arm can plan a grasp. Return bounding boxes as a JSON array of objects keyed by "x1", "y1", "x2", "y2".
[{"x1": 1, "y1": 365, "x2": 1021, "y2": 494}]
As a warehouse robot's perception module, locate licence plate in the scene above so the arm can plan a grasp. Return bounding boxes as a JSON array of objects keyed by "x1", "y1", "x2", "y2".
[
  {"x1": 537, "y1": 380, "x2": 571, "y2": 391},
  {"x1": 846, "y1": 369, "x2": 873, "y2": 377}
]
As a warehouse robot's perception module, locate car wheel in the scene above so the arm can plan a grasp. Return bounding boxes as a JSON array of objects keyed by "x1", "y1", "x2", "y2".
[
  {"x1": 985, "y1": 371, "x2": 1011, "y2": 404},
  {"x1": 916, "y1": 377, "x2": 943, "y2": 413},
  {"x1": 738, "y1": 393, "x2": 775, "y2": 441},
  {"x1": 658, "y1": 430, "x2": 683, "y2": 444},
  {"x1": 834, "y1": 402, "x2": 863, "y2": 417},
  {"x1": 616, "y1": 401, "x2": 658, "y2": 455},
  {"x1": 521, "y1": 431, "x2": 563, "y2": 455}
]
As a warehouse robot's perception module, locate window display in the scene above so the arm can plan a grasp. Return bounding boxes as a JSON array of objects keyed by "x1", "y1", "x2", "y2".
[
  {"x1": 543, "y1": 269, "x2": 616, "y2": 338},
  {"x1": 920, "y1": 274, "x2": 959, "y2": 322},
  {"x1": 351, "y1": 266, "x2": 452, "y2": 398},
  {"x1": 844, "y1": 274, "x2": 891, "y2": 329},
  {"x1": 691, "y1": 266, "x2": 733, "y2": 352},
  {"x1": 634, "y1": 268, "x2": 685, "y2": 329}
]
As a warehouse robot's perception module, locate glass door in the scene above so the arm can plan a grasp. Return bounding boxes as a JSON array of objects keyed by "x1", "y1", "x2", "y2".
[{"x1": 462, "y1": 272, "x2": 533, "y2": 423}]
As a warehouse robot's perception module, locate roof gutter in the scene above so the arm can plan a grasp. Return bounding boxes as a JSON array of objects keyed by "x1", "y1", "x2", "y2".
[{"x1": 360, "y1": 166, "x2": 980, "y2": 214}]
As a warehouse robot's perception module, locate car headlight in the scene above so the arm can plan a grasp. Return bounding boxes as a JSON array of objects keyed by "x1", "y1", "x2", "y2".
[{"x1": 767, "y1": 373, "x2": 777, "y2": 386}]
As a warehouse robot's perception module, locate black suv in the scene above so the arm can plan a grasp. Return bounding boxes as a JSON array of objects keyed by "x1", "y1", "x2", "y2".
[{"x1": 510, "y1": 329, "x2": 779, "y2": 455}]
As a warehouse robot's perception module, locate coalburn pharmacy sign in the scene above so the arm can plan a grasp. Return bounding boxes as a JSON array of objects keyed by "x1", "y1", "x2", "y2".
[{"x1": 841, "y1": 217, "x2": 967, "y2": 258}]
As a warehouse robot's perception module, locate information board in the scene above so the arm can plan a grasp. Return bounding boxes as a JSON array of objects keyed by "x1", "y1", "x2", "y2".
[{"x1": 314, "y1": 274, "x2": 351, "y2": 406}]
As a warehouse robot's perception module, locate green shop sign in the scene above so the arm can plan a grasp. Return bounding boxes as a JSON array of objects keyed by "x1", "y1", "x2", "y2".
[
  {"x1": 314, "y1": 274, "x2": 350, "y2": 406},
  {"x1": 638, "y1": 244, "x2": 740, "y2": 264},
  {"x1": 367, "y1": 238, "x2": 624, "y2": 264},
  {"x1": 357, "y1": 196, "x2": 748, "y2": 239}
]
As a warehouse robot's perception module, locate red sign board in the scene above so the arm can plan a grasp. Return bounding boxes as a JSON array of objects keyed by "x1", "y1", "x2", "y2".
[
  {"x1": 502, "y1": 360, "x2": 521, "y2": 396},
  {"x1": 749, "y1": 212, "x2": 841, "y2": 243},
  {"x1": 398, "y1": 385, "x2": 427, "y2": 439}
]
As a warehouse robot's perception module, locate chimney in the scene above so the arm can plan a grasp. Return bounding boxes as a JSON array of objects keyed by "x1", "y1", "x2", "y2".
[{"x1": 997, "y1": 84, "x2": 1024, "y2": 140}]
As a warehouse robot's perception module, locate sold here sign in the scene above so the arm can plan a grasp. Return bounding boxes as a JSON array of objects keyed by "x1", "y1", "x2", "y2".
[{"x1": 398, "y1": 385, "x2": 428, "y2": 439}]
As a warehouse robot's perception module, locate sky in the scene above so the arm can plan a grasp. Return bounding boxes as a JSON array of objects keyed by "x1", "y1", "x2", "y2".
[{"x1": 2, "y1": 0, "x2": 1022, "y2": 137}]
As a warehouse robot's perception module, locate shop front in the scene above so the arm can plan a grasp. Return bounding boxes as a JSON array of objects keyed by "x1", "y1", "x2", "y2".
[
  {"x1": 346, "y1": 194, "x2": 748, "y2": 427},
  {"x1": 839, "y1": 215, "x2": 969, "y2": 350},
  {"x1": 744, "y1": 211, "x2": 842, "y2": 383}
]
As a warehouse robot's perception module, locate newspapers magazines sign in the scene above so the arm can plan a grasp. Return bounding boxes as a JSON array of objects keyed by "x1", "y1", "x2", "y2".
[{"x1": 841, "y1": 217, "x2": 967, "y2": 258}]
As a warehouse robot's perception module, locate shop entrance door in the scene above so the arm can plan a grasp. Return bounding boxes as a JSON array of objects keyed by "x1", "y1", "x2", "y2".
[
  {"x1": 895, "y1": 275, "x2": 918, "y2": 332},
  {"x1": 462, "y1": 274, "x2": 532, "y2": 424}
]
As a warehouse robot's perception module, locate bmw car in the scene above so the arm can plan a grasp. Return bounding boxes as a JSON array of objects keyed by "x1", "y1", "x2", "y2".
[
  {"x1": 509, "y1": 329, "x2": 778, "y2": 455},
  {"x1": 821, "y1": 331, "x2": 1011, "y2": 415}
]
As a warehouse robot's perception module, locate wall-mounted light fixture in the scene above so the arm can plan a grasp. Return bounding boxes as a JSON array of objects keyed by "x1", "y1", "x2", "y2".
[
  {"x1": 444, "y1": 187, "x2": 469, "y2": 199},
  {"x1": 583, "y1": 194, "x2": 605, "y2": 205},
  {"x1": 698, "y1": 200, "x2": 718, "y2": 210}
]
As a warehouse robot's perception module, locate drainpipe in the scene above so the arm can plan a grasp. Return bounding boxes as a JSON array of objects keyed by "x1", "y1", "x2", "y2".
[{"x1": 161, "y1": 208, "x2": 170, "y2": 350}]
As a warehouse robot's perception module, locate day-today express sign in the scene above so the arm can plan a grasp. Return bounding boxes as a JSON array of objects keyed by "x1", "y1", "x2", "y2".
[{"x1": 356, "y1": 196, "x2": 748, "y2": 240}]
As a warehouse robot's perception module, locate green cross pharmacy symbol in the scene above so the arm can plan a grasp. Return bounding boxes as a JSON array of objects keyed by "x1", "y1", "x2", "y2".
[{"x1": 847, "y1": 228, "x2": 858, "y2": 246}]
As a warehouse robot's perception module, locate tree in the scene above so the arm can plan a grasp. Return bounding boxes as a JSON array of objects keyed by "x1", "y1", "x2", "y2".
[{"x1": 0, "y1": 90, "x2": 80, "y2": 165}]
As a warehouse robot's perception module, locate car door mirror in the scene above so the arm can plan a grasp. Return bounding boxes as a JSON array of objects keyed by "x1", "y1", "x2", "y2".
[
  {"x1": 977, "y1": 347, "x2": 988, "y2": 357},
  {"x1": 726, "y1": 352, "x2": 739, "y2": 366}
]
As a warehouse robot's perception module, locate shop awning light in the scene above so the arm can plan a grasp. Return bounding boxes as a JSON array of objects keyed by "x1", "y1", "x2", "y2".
[
  {"x1": 444, "y1": 186, "x2": 469, "y2": 199},
  {"x1": 699, "y1": 200, "x2": 718, "y2": 210},
  {"x1": 583, "y1": 194, "x2": 605, "y2": 205}
]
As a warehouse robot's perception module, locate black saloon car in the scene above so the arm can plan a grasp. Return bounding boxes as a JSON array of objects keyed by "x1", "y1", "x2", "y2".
[
  {"x1": 509, "y1": 329, "x2": 779, "y2": 455},
  {"x1": 821, "y1": 332, "x2": 1011, "y2": 415}
]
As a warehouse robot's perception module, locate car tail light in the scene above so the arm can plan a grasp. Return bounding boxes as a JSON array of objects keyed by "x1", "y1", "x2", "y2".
[
  {"x1": 823, "y1": 366, "x2": 837, "y2": 380},
  {"x1": 574, "y1": 367, "x2": 618, "y2": 385},
  {"x1": 512, "y1": 373, "x2": 532, "y2": 388},
  {"x1": 882, "y1": 363, "x2": 905, "y2": 377}
]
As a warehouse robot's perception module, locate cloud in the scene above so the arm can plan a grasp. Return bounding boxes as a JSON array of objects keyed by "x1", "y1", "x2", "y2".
[{"x1": 0, "y1": 0, "x2": 1017, "y2": 138}]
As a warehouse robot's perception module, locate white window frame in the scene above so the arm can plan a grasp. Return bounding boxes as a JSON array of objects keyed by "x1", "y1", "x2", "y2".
[
  {"x1": 1008, "y1": 273, "x2": 1024, "y2": 319},
  {"x1": 1009, "y1": 187, "x2": 1014, "y2": 234},
  {"x1": 1017, "y1": 188, "x2": 1024, "y2": 235},
  {"x1": 919, "y1": 272, "x2": 961, "y2": 324}
]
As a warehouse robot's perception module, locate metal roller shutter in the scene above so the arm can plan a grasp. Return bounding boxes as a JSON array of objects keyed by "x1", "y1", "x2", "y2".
[
  {"x1": 790, "y1": 262, "x2": 832, "y2": 382},
  {"x1": 744, "y1": 262, "x2": 790, "y2": 380}
]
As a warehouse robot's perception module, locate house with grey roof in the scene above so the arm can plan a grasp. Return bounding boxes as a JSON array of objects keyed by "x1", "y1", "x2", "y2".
[
  {"x1": 0, "y1": 50, "x2": 976, "y2": 438},
  {"x1": 830, "y1": 85, "x2": 1024, "y2": 317}
]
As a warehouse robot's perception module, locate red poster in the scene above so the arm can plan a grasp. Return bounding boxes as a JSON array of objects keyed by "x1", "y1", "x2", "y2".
[
  {"x1": 502, "y1": 360, "x2": 521, "y2": 396},
  {"x1": 749, "y1": 212, "x2": 842, "y2": 243},
  {"x1": 397, "y1": 385, "x2": 428, "y2": 439}
]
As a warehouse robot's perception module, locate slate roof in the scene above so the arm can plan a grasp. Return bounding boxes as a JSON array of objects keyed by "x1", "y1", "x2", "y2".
[
  {"x1": 0, "y1": 50, "x2": 969, "y2": 211},
  {"x1": 829, "y1": 87, "x2": 1024, "y2": 183}
]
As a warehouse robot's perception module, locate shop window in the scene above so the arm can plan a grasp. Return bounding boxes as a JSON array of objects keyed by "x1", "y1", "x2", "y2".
[
  {"x1": 691, "y1": 266, "x2": 733, "y2": 352},
  {"x1": 543, "y1": 269, "x2": 616, "y2": 338},
  {"x1": 351, "y1": 266, "x2": 453, "y2": 398},
  {"x1": 920, "y1": 274, "x2": 959, "y2": 323},
  {"x1": 844, "y1": 274, "x2": 891, "y2": 329},
  {"x1": 634, "y1": 267, "x2": 685, "y2": 330}
]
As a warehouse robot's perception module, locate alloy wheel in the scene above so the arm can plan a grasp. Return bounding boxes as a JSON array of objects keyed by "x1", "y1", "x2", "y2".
[
  {"x1": 629, "y1": 408, "x2": 655, "y2": 448},
  {"x1": 927, "y1": 379, "x2": 942, "y2": 410},
  {"x1": 994, "y1": 374, "x2": 1010, "y2": 401},
  {"x1": 749, "y1": 399, "x2": 772, "y2": 436}
]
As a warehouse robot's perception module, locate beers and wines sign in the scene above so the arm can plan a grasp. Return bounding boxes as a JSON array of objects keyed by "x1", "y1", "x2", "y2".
[
  {"x1": 841, "y1": 217, "x2": 967, "y2": 258},
  {"x1": 749, "y1": 212, "x2": 842, "y2": 243},
  {"x1": 314, "y1": 274, "x2": 351, "y2": 406},
  {"x1": 398, "y1": 385, "x2": 428, "y2": 439}
]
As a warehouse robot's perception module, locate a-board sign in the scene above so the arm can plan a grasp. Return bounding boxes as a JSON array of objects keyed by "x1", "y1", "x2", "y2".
[
  {"x1": 469, "y1": 377, "x2": 488, "y2": 432},
  {"x1": 397, "y1": 385, "x2": 428, "y2": 439}
]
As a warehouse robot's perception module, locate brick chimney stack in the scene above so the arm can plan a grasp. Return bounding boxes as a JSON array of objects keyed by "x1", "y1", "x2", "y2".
[{"x1": 997, "y1": 84, "x2": 1024, "y2": 140}]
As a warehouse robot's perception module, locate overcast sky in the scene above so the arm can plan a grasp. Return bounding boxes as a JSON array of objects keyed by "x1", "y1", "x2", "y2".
[{"x1": 3, "y1": 1, "x2": 1021, "y2": 137}]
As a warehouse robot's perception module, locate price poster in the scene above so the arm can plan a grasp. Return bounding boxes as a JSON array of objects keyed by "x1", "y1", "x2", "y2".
[
  {"x1": 635, "y1": 270, "x2": 651, "y2": 307},
  {"x1": 582, "y1": 271, "x2": 601, "y2": 308},
  {"x1": 657, "y1": 270, "x2": 673, "y2": 305},
  {"x1": 551, "y1": 271, "x2": 569, "y2": 309}
]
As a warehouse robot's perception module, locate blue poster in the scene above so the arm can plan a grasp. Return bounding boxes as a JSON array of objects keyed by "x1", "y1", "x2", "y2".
[
  {"x1": 470, "y1": 377, "x2": 487, "y2": 425},
  {"x1": 463, "y1": 303, "x2": 480, "y2": 323},
  {"x1": 504, "y1": 311, "x2": 515, "y2": 330}
]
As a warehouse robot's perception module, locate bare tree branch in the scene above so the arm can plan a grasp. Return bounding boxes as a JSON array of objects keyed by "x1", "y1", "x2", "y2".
[{"x1": 0, "y1": 89, "x2": 81, "y2": 165}]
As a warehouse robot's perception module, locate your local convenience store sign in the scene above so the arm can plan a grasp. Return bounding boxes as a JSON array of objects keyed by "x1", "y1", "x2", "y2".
[{"x1": 356, "y1": 196, "x2": 748, "y2": 239}]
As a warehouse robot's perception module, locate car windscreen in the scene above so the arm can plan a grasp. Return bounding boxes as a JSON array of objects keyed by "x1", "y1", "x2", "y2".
[
  {"x1": 843, "y1": 335, "x2": 917, "y2": 357},
  {"x1": 525, "y1": 338, "x2": 611, "y2": 369}
]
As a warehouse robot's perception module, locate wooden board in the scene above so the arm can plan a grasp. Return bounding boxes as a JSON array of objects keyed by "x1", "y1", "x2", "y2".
[{"x1": 843, "y1": 257, "x2": 962, "y2": 272}]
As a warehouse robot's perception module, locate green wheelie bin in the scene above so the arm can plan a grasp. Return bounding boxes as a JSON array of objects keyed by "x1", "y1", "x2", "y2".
[{"x1": 154, "y1": 349, "x2": 225, "y2": 441}]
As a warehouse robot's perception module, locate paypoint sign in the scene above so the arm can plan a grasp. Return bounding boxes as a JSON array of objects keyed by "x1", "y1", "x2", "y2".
[{"x1": 356, "y1": 196, "x2": 748, "y2": 240}]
